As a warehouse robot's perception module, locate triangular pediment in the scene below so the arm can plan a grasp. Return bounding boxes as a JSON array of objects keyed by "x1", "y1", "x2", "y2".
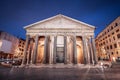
[{"x1": 24, "y1": 14, "x2": 95, "y2": 30}]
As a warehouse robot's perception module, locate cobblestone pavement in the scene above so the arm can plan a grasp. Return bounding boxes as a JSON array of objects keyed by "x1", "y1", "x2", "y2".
[{"x1": 0, "y1": 65, "x2": 120, "y2": 80}]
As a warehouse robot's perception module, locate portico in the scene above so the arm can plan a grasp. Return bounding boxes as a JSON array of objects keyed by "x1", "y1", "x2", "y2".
[{"x1": 21, "y1": 14, "x2": 97, "y2": 66}]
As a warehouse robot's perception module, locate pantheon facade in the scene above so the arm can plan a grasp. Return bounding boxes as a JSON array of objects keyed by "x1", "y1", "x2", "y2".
[{"x1": 21, "y1": 14, "x2": 97, "y2": 66}]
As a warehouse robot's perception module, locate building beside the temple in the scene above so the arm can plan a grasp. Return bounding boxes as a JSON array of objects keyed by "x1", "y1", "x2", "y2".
[
  {"x1": 14, "y1": 38, "x2": 25, "y2": 60},
  {"x1": 22, "y1": 14, "x2": 97, "y2": 65},
  {"x1": 0, "y1": 31, "x2": 25, "y2": 60},
  {"x1": 0, "y1": 31, "x2": 19, "y2": 59},
  {"x1": 95, "y1": 17, "x2": 120, "y2": 61}
]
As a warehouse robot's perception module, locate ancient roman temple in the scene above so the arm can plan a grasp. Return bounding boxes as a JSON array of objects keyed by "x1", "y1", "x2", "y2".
[{"x1": 21, "y1": 14, "x2": 97, "y2": 66}]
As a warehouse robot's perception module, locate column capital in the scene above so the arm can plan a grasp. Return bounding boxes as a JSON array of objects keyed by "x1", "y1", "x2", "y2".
[
  {"x1": 25, "y1": 35, "x2": 30, "y2": 40},
  {"x1": 69, "y1": 35, "x2": 75, "y2": 42},
  {"x1": 64, "y1": 34, "x2": 67, "y2": 36},
  {"x1": 35, "y1": 34, "x2": 39, "y2": 37},
  {"x1": 27, "y1": 34, "x2": 30, "y2": 36},
  {"x1": 44, "y1": 35, "x2": 49, "y2": 39},
  {"x1": 70, "y1": 33, "x2": 76, "y2": 37},
  {"x1": 26, "y1": 34, "x2": 30, "y2": 36},
  {"x1": 82, "y1": 35, "x2": 87, "y2": 38},
  {"x1": 53, "y1": 35, "x2": 57, "y2": 37},
  {"x1": 88, "y1": 36, "x2": 91, "y2": 39}
]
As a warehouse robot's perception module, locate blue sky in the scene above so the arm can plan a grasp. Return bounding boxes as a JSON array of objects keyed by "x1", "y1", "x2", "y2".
[{"x1": 0, "y1": 0, "x2": 120, "y2": 39}]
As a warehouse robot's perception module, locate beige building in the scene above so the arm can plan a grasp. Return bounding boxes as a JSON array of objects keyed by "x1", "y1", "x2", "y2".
[
  {"x1": 0, "y1": 31, "x2": 19, "y2": 59},
  {"x1": 22, "y1": 14, "x2": 97, "y2": 66},
  {"x1": 95, "y1": 17, "x2": 120, "y2": 61},
  {"x1": 0, "y1": 31, "x2": 25, "y2": 60}
]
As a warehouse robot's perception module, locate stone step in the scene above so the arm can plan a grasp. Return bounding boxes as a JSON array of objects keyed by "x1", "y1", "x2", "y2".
[{"x1": 16, "y1": 64, "x2": 101, "y2": 68}]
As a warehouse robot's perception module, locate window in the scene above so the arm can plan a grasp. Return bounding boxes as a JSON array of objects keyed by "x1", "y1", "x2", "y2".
[
  {"x1": 110, "y1": 45, "x2": 112, "y2": 49},
  {"x1": 106, "y1": 40, "x2": 108, "y2": 43},
  {"x1": 103, "y1": 42, "x2": 105, "y2": 45},
  {"x1": 116, "y1": 51, "x2": 118, "y2": 54},
  {"x1": 108, "y1": 29, "x2": 109, "y2": 32},
  {"x1": 117, "y1": 34, "x2": 120, "y2": 39},
  {"x1": 111, "y1": 26, "x2": 113, "y2": 30},
  {"x1": 111, "y1": 52, "x2": 113, "y2": 55},
  {"x1": 107, "y1": 46, "x2": 109, "y2": 49},
  {"x1": 105, "y1": 36, "x2": 107, "y2": 38},
  {"x1": 103, "y1": 38, "x2": 104, "y2": 40},
  {"x1": 102, "y1": 33, "x2": 104, "y2": 36},
  {"x1": 116, "y1": 29, "x2": 119, "y2": 32},
  {"x1": 19, "y1": 48, "x2": 21, "y2": 51},
  {"x1": 114, "y1": 43, "x2": 117, "y2": 48},
  {"x1": 99, "y1": 44, "x2": 101, "y2": 46},
  {"x1": 104, "y1": 47, "x2": 106, "y2": 50},
  {"x1": 112, "y1": 32, "x2": 114, "y2": 35},
  {"x1": 105, "y1": 32, "x2": 106, "y2": 35},
  {"x1": 109, "y1": 39, "x2": 111, "y2": 42},
  {"x1": 115, "y1": 23, "x2": 118, "y2": 27},
  {"x1": 113, "y1": 36, "x2": 115, "y2": 40}
]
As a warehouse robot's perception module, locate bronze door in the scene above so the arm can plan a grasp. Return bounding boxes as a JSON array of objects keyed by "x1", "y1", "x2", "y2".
[{"x1": 56, "y1": 47, "x2": 64, "y2": 63}]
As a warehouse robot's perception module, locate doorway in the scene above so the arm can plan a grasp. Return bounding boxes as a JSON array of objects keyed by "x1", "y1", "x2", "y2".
[{"x1": 56, "y1": 36, "x2": 64, "y2": 63}]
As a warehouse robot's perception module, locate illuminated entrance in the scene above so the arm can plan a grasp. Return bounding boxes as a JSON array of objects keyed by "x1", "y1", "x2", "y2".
[{"x1": 56, "y1": 36, "x2": 64, "y2": 63}]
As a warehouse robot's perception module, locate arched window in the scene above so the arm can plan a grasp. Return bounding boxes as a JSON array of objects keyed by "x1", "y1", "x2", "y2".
[
  {"x1": 111, "y1": 26, "x2": 113, "y2": 30},
  {"x1": 116, "y1": 29, "x2": 119, "y2": 32},
  {"x1": 114, "y1": 43, "x2": 117, "y2": 48},
  {"x1": 117, "y1": 34, "x2": 120, "y2": 39},
  {"x1": 111, "y1": 52, "x2": 113, "y2": 55}
]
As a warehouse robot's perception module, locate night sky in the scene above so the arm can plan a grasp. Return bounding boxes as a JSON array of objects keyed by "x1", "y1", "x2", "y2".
[{"x1": 0, "y1": 0, "x2": 120, "y2": 39}]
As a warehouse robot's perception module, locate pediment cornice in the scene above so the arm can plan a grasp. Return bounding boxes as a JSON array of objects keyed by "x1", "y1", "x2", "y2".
[{"x1": 24, "y1": 14, "x2": 95, "y2": 30}]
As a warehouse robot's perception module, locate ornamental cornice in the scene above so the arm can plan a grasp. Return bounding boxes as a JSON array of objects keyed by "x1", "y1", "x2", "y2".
[{"x1": 27, "y1": 29, "x2": 94, "y2": 33}]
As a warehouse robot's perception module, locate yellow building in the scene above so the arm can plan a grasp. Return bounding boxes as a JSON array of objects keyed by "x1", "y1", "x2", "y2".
[
  {"x1": 95, "y1": 17, "x2": 120, "y2": 61},
  {"x1": 14, "y1": 38, "x2": 25, "y2": 59}
]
